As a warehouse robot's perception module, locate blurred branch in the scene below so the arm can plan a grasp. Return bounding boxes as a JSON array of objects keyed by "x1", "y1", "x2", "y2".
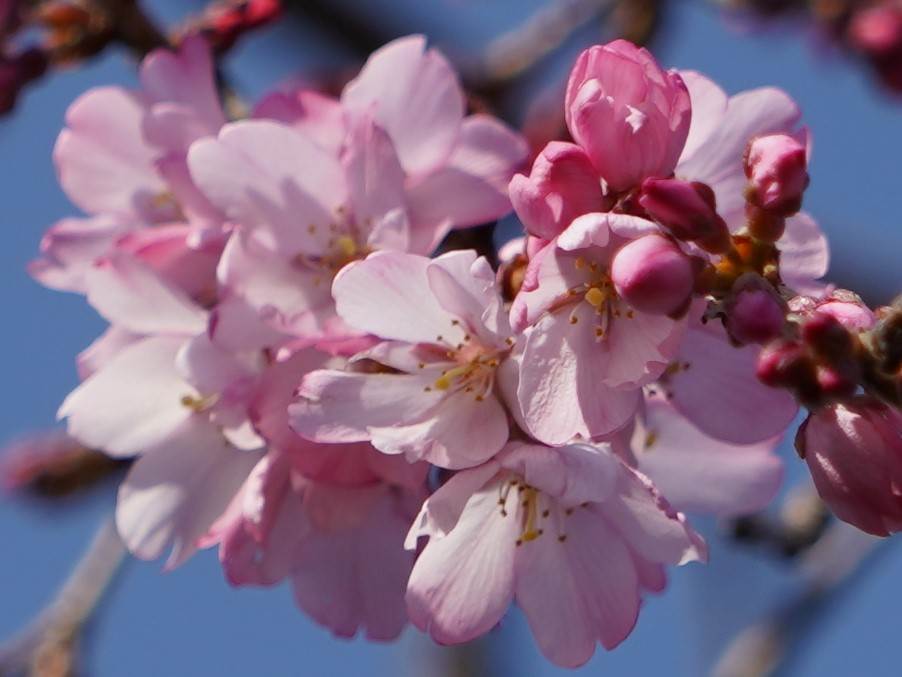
[
  {"x1": 0, "y1": 516, "x2": 126, "y2": 677},
  {"x1": 729, "y1": 486, "x2": 830, "y2": 559},
  {"x1": 468, "y1": 0, "x2": 618, "y2": 87},
  {"x1": 713, "y1": 521, "x2": 886, "y2": 677}
]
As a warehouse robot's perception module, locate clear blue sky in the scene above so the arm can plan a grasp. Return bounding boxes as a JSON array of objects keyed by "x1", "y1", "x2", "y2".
[{"x1": 2, "y1": 1, "x2": 900, "y2": 675}]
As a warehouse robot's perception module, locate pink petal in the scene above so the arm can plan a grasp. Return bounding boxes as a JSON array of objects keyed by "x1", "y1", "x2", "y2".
[
  {"x1": 667, "y1": 319, "x2": 799, "y2": 444},
  {"x1": 518, "y1": 314, "x2": 642, "y2": 444},
  {"x1": 116, "y1": 418, "x2": 260, "y2": 568},
  {"x1": 332, "y1": 251, "x2": 464, "y2": 344},
  {"x1": 139, "y1": 35, "x2": 225, "y2": 153},
  {"x1": 341, "y1": 35, "x2": 464, "y2": 176},
  {"x1": 253, "y1": 89, "x2": 346, "y2": 155},
  {"x1": 291, "y1": 368, "x2": 444, "y2": 444},
  {"x1": 59, "y1": 336, "x2": 195, "y2": 457},
  {"x1": 187, "y1": 120, "x2": 346, "y2": 254},
  {"x1": 54, "y1": 87, "x2": 166, "y2": 220},
  {"x1": 84, "y1": 253, "x2": 207, "y2": 335},
  {"x1": 602, "y1": 467, "x2": 707, "y2": 566},
  {"x1": 292, "y1": 485, "x2": 416, "y2": 640},
  {"x1": 116, "y1": 223, "x2": 222, "y2": 301},
  {"x1": 217, "y1": 232, "x2": 337, "y2": 339},
  {"x1": 29, "y1": 215, "x2": 134, "y2": 293},
  {"x1": 677, "y1": 71, "x2": 728, "y2": 165},
  {"x1": 406, "y1": 481, "x2": 518, "y2": 644},
  {"x1": 76, "y1": 326, "x2": 142, "y2": 379},
  {"x1": 636, "y1": 399, "x2": 783, "y2": 516},
  {"x1": 369, "y1": 387, "x2": 509, "y2": 469},
  {"x1": 779, "y1": 211, "x2": 829, "y2": 295},
  {"x1": 343, "y1": 116, "x2": 407, "y2": 233},
  {"x1": 406, "y1": 461, "x2": 502, "y2": 546},
  {"x1": 515, "y1": 506, "x2": 640, "y2": 665},
  {"x1": 406, "y1": 114, "x2": 527, "y2": 233}
]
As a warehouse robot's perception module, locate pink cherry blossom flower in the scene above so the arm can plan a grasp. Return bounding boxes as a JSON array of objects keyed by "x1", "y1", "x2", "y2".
[
  {"x1": 58, "y1": 254, "x2": 267, "y2": 567},
  {"x1": 564, "y1": 40, "x2": 692, "y2": 193},
  {"x1": 342, "y1": 35, "x2": 528, "y2": 245},
  {"x1": 511, "y1": 213, "x2": 687, "y2": 444},
  {"x1": 405, "y1": 440, "x2": 705, "y2": 667},
  {"x1": 798, "y1": 397, "x2": 902, "y2": 536},
  {"x1": 291, "y1": 249, "x2": 517, "y2": 469},
  {"x1": 31, "y1": 37, "x2": 226, "y2": 294},
  {"x1": 207, "y1": 451, "x2": 425, "y2": 640},
  {"x1": 189, "y1": 115, "x2": 412, "y2": 342}
]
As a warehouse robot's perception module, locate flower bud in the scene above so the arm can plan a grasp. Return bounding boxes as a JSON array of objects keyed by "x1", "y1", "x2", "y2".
[
  {"x1": 816, "y1": 299, "x2": 876, "y2": 332},
  {"x1": 798, "y1": 398, "x2": 902, "y2": 536},
  {"x1": 509, "y1": 142, "x2": 607, "y2": 241},
  {"x1": 611, "y1": 234, "x2": 694, "y2": 316},
  {"x1": 566, "y1": 40, "x2": 691, "y2": 192},
  {"x1": 744, "y1": 134, "x2": 809, "y2": 216},
  {"x1": 638, "y1": 178, "x2": 731, "y2": 252},
  {"x1": 848, "y1": 6, "x2": 902, "y2": 58},
  {"x1": 800, "y1": 310, "x2": 854, "y2": 362},
  {"x1": 725, "y1": 277, "x2": 786, "y2": 345},
  {"x1": 756, "y1": 339, "x2": 813, "y2": 389}
]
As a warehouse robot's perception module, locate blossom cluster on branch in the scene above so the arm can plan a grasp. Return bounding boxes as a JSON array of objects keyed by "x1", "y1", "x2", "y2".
[{"x1": 28, "y1": 32, "x2": 902, "y2": 667}]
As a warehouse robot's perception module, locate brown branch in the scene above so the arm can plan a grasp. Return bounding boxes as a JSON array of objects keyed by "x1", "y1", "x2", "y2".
[{"x1": 0, "y1": 516, "x2": 126, "y2": 677}]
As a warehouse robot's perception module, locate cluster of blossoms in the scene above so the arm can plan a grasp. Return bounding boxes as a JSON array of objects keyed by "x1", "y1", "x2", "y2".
[
  {"x1": 30, "y1": 31, "x2": 901, "y2": 666},
  {"x1": 727, "y1": 0, "x2": 902, "y2": 94}
]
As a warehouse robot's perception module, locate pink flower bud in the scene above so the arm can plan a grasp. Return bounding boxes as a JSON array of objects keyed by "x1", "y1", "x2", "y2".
[
  {"x1": 801, "y1": 310, "x2": 854, "y2": 361},
  {"x1": 725, "y1": 279, "x2": 786, "y2": 345},
  {"x1": 509, "y1": 142, "x2": 606, "y2": 240},
  {"x1": 639, "y1": 178, "x2": 731, "y2": 251},
  {"x1": 816, "y1": 299, "x2": 876, "y2": 332},
  {"x1": 610, "y1": 234, "x2": 694, "y2": 316},
  {"x1": 756, "y1": 339, "x2": 812, "y2": 388},
  {"x1": 798, "y1": 398, "x2": 902, "y2": 536},
  {"x1": 744, "y1": 134, "x2": 809, "y2": 216},
  {"x1": 848, "y1": 6, "x2": 902, "y2": 58},
  {"x1": 565, "y1": 40, "x2": 691, "y2": 192}
]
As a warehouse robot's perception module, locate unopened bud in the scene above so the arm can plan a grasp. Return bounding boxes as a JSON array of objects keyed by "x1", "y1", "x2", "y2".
[
  {"x1": 725, "y1": 277, "x2": 786, "y2": 345},
  {"x1": 801, "y1": 310, "x2": 854, "y2": 361},
  {"x1": 638, "y1": 178, "x2": 731, "y2": 252},
  {"x1": 848, "y1": 6, "x2": 902, "y2": 58},
  {"x1": 744, "y1": 134, "x2": 809, "y2": 216},
  {"x1": 756, "y1": 339, "x2": 813, "y2": 389},
  {"x1": 611, "y1": 234, "x2": 694, "y2": 316}
]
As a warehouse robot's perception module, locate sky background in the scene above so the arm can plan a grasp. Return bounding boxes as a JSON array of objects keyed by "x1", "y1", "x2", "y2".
[{"x1": 1, "y1": 0, "x2": 901, "y2": 675}]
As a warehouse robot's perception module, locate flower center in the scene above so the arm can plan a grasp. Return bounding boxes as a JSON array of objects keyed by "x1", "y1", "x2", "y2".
[
  {"x1": 556, "y1": 257, "x2": 635, "y2": 341},
  {"x1": 496, "y1": 477, "x2": 589, "y2": 546}
]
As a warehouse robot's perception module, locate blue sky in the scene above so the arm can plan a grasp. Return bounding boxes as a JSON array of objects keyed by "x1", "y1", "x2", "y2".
[{"x1": 1, "y1": 1, "x2": 901, "y2": 675}]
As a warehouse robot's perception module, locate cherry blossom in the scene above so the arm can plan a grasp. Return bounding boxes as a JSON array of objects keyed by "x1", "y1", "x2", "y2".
[
  {"x1": 291, "y1": 250, "x2": 517, "y2": 469},
  {"x1": 405, "y1": 440, "x2": 705, "y2": 667}
]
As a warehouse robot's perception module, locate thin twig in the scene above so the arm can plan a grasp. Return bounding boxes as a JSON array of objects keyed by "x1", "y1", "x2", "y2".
[
  {"x1": 0, "y1": 516, "x2": 126, "y2": 676},
  {"x1": 467, "y1": 0, "x2": 619, "y2": 88}
]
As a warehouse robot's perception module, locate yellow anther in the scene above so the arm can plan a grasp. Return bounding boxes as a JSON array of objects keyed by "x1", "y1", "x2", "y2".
[
  {"x1": 180, "y1": 393, "x2": 218, "y2": 413},
  {"x1": 584, "y1": 286, "x2": 607, "y2": 310},
  {"x1": 520, "y1": 487, "x2": 542, "y2": 542},
  {"x1": 334, "y1": 235, "x2": 357, "y2": 258},
  {"x1": 433, "y1": 364, "x2": 470, "y2": 390}
]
